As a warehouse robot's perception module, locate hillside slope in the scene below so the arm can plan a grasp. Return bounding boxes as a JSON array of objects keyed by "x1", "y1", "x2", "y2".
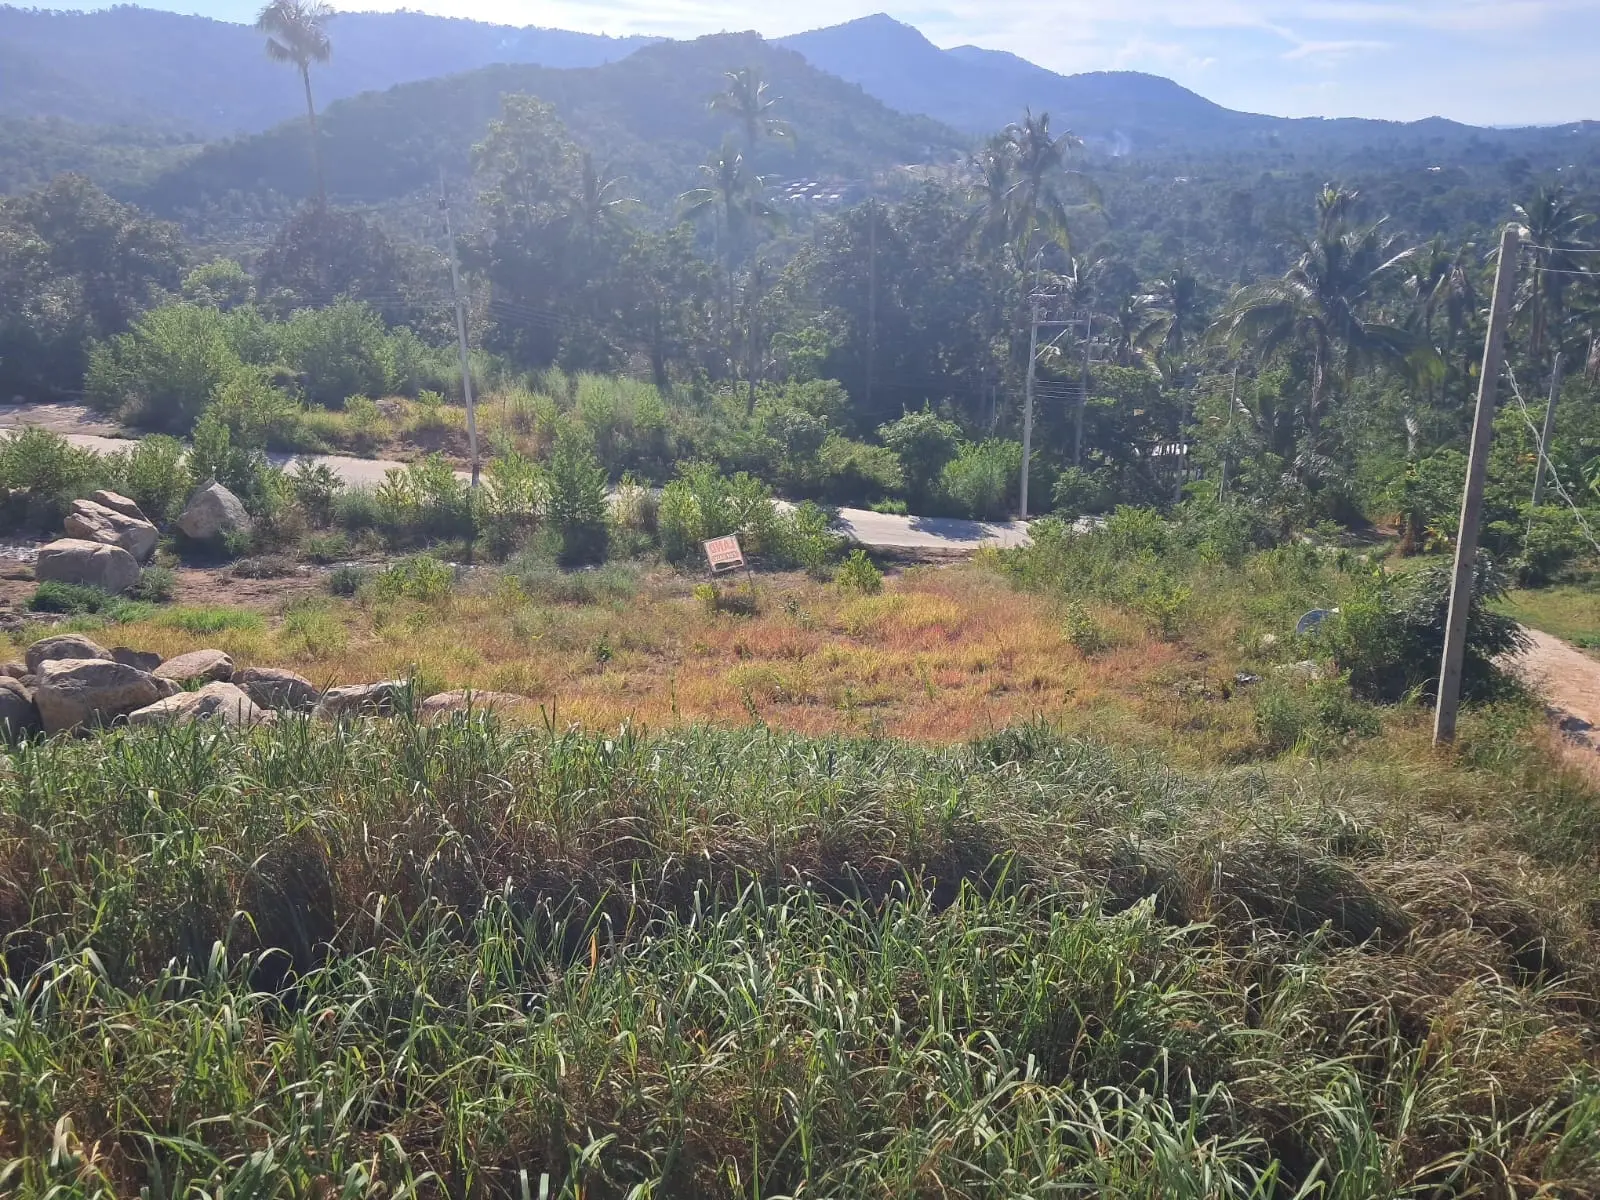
[
  {"x1": 134, "y1": 33, "x2": 964, "y2": 216},
  {"x1": 0, "y1": 5, "x2": 655, "y2": 136}
]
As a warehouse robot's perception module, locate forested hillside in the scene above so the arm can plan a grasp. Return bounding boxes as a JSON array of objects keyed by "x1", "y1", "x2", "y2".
[
  {"x1": 0, "y1": 5, "x2": 653, "y2": 135},
  {"x1": 132, "y1": 33, "x2": 962, "y2": 221}
]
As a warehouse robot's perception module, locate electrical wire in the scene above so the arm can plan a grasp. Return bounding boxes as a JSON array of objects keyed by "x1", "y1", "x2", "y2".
[{"x1": 1504, "y1": 362, "x2": 1600, "y2": 557}]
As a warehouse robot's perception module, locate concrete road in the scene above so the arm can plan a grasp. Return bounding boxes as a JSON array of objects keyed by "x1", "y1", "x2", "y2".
[{"x1": 9, "y1": 418, "x2": 1032, "y2": 554}]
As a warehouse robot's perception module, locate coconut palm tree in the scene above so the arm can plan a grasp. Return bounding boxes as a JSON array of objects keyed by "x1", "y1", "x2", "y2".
[
  {"x1": 680, "y1": 141, "x2": 779, "y2": 378},
  {"x1": 1514, "y1": 186, "x2": 1594, "y2": 368},
  {"x1": 1139, "y1": 268, "x2": 1204, "y2": 361},
  {"x1": 1005, "y1": 111, "x2": 1094, "y2": 260},
  {"x1": 256, "y1": 0, "x2": 334, "y2": 205},
  {"x1": 710, "y1": 67, "x2": 792, "y2": 155},
  {"x1": 1214, "y1": 186, "x2": 1420, "y2": 466},
  {"x1": 965, "y1": 134, "x2": 1017, "y2": 255}
]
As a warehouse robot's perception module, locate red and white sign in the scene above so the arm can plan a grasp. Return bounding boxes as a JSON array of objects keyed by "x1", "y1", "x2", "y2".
[{"x1": 704, "y1": 535, "x2": 746, "y2": 573}]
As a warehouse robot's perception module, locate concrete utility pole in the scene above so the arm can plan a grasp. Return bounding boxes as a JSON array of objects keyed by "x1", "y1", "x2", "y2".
[
  {"x1": 440, "y1": 170, "x2": 480, "y2": 488},
  {"x1": 1073, "y1": 313, "x2": 1092, "y2": 467},
  {"x1": 1531, "y1": 351, "x2": 1564, "y2": 507},
  {"x1": 1434, "y1": 223, "x2": 1521, "y2": 746},
  {"x1": 866, "y1": 188, "x2": 876, "y2": 417},
  {"x1": 1021, "y1": 287, "x2": 1041, "y2": 519}
]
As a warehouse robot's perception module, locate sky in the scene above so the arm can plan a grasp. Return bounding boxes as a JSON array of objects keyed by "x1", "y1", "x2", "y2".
[{"x1": 37, "y1": 0, "x2": 1600, "y2": 126}]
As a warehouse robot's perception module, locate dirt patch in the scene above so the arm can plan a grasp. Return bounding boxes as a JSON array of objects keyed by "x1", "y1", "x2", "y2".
[
  {"x1": 170, "y1": 566, "x2": 327, "y2": 609},
  {"x1": 1506, "y1": 626, "x2": 1600, "y2": 780},
  {"x1": 0, "y1": 400, "x2": 128, "y2": 439}
]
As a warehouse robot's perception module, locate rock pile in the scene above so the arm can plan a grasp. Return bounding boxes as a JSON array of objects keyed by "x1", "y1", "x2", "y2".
[{"x1": 0, "y1": 633, "x2": 531, "y2": 739}]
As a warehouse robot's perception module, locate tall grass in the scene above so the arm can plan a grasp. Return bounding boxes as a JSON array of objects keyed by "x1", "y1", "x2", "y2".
[{"x1": 2, "y1": 716, "x2": 1597, "y2": 1195}]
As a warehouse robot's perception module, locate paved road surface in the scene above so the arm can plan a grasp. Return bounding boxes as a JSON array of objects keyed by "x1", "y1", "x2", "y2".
[{"x1": 7, "y1": 416, "x2": 1032, "y2": 552}]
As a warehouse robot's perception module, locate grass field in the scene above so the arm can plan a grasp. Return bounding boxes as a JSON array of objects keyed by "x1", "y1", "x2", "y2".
[
  {"x1": 4, "y1": 538, "x2": 1599, "y2": 1195},
  {"x1": 1499, "y1": 584, "x2": 1600, "y2": 657}
]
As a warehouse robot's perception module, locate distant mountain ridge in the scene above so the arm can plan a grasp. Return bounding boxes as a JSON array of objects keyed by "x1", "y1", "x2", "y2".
[{"x1": 0, "y1": 5, "x2": 656, "y2": 136}]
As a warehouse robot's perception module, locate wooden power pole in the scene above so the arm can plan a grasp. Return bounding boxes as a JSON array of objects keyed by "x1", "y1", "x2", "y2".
[{"x1": 1434, "y1": 223, "x2": 1521, "y2": 745}]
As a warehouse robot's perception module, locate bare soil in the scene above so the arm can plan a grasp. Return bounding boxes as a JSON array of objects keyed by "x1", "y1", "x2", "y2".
[{"x1": 1507, "y1": 626, "x2": 1600, "y2": 779}]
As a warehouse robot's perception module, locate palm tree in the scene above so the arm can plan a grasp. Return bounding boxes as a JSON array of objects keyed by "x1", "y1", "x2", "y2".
[
  {"x1": 1103, "y1": 291, "x2": 1155, "y2": 370},
  {"x1": 1005, "y1": 111, "x2": 1093, "y2": 260},
  {"x1": 965, "y1": 134, "x2": 1017, "y2": 255},
  {"x1": 569, "y1": 154, "x2": 634, "y2": 244},
  {"x1": 1514, "y1": 186, "x2": 1594, "y2": 369},
  {"x1": 257, "y1": 0, "x2": 334, "y2": 205},
  {"x1": 710, "y1": 67, "x2": 792, "y2": 155},
  {"x1": 1140, "y1": 268, "x2": 1204, "y2": 361},
  {"x1": 1214, "y1": 186, "x2": 1420, "y2": 465}
]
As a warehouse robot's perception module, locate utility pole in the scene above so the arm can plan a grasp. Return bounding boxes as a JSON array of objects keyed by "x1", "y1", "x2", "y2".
[
  {"x1": 1434, "y1": 223, "x2": 1521, "y2": 746},
  {"x1": 1531, "y1": 350, "x2": 1564, "y2": 507},
  {"x1": 1073, "y1": 313, "x2": 1092, "y2": 467},
  {"x1": 865, "y1": 187, "x2": 876, "y2": 417},
  {"x1": 439, "y1": 169, "x2": 479, "y2": 488},
  {"x1": 1021, "y1": 287, "x2": 1041, "y2": 519}
]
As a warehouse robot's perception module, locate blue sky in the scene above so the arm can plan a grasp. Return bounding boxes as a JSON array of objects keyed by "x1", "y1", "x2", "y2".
[{"x1": 38, "y1": 0, "x2": 1600, "y2": 125}]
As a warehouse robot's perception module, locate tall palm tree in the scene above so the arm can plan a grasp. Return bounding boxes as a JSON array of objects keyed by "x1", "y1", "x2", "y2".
[
  {"x1": 1140, "y1": 268, "x2": 1204, "y2": 361},
  {"x1": 569, "y1": 154, "x2": 634, "y2": 244},
  {"x1": 680, "y1": 141, "x2": 779, "y2": 378},
  {"x1": 965, "y1": 134, "x2": 1017, "y2": 255},
  {"x1": 1005, "y1": 111, "x2": 1092, "y2": 261},
  {"x1": 1214, "y1": 186, "x2": 1420, "y2": 464},
  {"x1": 710, "y1": 67, "x2": 792, "y2": 155},
  {"x1": 1514, "y1": 186, "x2": 1594, "y2": 369},
  {"x1": 257, "y1": 0, "x2": 334, "y2": 205}
]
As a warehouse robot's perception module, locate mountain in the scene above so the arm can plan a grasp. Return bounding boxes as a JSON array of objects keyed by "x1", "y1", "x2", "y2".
[
  {"x1": 133, "y1": 33, "x2": 964, "y2": 217},
  {"x1": 0, "y1": 5, "x2": 656, "y2": 137}
]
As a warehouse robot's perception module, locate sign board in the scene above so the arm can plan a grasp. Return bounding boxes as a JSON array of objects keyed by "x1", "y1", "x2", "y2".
[{"x1": 704, "y1": 535, "x2": 746, "y2": 573}]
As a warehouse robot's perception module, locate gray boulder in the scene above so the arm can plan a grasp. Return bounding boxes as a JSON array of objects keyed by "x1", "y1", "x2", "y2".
[
  {"x1": 0, "y1": 661, "x2": 27, "y2": 679},
  {"x1": 235, "y1": 666, "x2": 319, "y2": 712},
  {"x1": 0, "y1": 676, "x2": 39, "y2": 740},
  {"x1": 314, "y1": 680, "x2": 410, "y2": 720},
  {"x1": 64, "y1": 498, "x2": 158, "y2": 562},
  {"x1": 25, "y1": 633, "x2": 113, "y2": 676},
  {"x1": 33, "y1": 658, "x2": 162, "y2": 733},
  {"x1": 89, "y1": 489, "x2": 149, "y2": 522},
  {"x1": 128, "y1": 682, "x2": 271, "y2": 728},
  {"x1": 35, "y1": 538, "x2": 141, "y2": 595},
  {"x1": 419, "y1": 689, "x2": 531, "y2": 722},
  {"x1": 178, "y1": 481, "x2": 252, "y2": 543},
  {"x1": 153, "y1": 649, "x2": 233, "y2": 685},
  {"x1": 112, "y1": 647, "x2": 163, "y2": 673}
]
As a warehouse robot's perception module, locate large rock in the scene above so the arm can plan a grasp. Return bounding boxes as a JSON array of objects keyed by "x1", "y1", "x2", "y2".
[
  {"x1": 64, "y1": 498, "x2": 158, "y2": 562},
  {"x1": 0, "y1": 676, "x2": 39, "y2": 740},
  {"x1": 153, "y1": 649, "x2": 233, "y2": 685},
  {"x1": 33, "y1": 658, "x2": 162, "y2": 733},
  {"x1": 419, "y1": 690, "x2": 532, "y2": 723},
  {"x1": 128, "y1": 682, "x2": 271, "y2": 728},
  {"x1": 178, "y1": 481, "x2": 252, "y2": 543},
  {"x1": 35, "y1": 538, "x2": 141, "y2": 595},
  {"x1": 89, "y1": 489, "x2": 149, "y2": 522},
  {"x1": 235, "y1": 666, "x2": 319, "y2": 712},
  {"x1": 25, "y1": 633, "x2": 113, "y2": 676},
  {"x1": 314, "y1": 680, "x2": 410, "y2": 720},
  {"x1": 0, "y1": 661, "x2": 28, "y2": 679},
  {"x1": 111, "y1": 647, "x2": 163, "y2": 673}
]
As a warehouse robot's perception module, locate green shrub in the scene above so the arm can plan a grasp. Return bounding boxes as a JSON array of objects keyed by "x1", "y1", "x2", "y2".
[
  {"x1": 375, "y1": 455, "x2": 474, "y2": 544},
  {"x1": 546, "y1": 431, "x2": 609, "y2": 566},
  {"x1": 209, "y1": 369, "x2": 309, "y2": 452},
  {"x1": 879, "y1": 409, "x2": 960, "y2": 507},
  {"x1": 1325, "y1": 557, "x2": 1526, "y2": 704},
  {"x1": 102, "y1": 434, "x2": 190, "y2": 525},
  {"x1": 480, "y1": 448, "x2": 546, "y2": 558},
  {"x1": 334, "y1": 487, "x2": 381, "y2": 533},
  {"x1": 29, "y1": 581, "x2": 114, "y2": 614},
  {"x1": 291, "y1": 460, "x2": 344, "y2": 527},
  {"x1": 939, "y1": 439, "x2": 1021, "y2": 521},
  {"x1": 373, "y1": 554, "x2": 455, "y2": 604},
  {"x1": 835, "y1": 549, "x2": 883, "y2": 594},
  {"x1": 85, "y1": 301, "x2": 244, "y2": 431},
  {"x1": 1254, "y1": 671, "x2": 1382, "y2": 755},
  {"x1": 304, "y1": 531, "x2": 351, "y2": 564},
  {"x1": 1051, "y1": 467, "x2": 1109, "y2": 520},
  {"x1": 131, "y1": 565, "x2": 176, "y2": 603},
  {"x1": 0, "y1": 427, "x2": 106, "y2": 528},
  {"x1": 327, "y1": 564, "x2": 368, "y2": 596},
  {"x1": 152, "y1": 605, "x2": 266, "y2": 635},
  {"x1": 512, "y1": 555, "x2": 640, "y2": 605},
  {"x1": 279, "y1": 301, "x2": 394, "y2": 408},
  {"x1": 1061, "y1": 600, "x2": 1108, "y2": 654}
]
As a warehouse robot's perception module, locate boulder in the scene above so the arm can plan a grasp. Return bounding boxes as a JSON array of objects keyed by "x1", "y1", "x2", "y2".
[
  {"x1": 235, "y1": 666, "x2": 319, "y2": 712},
  {"x1": 64, "y1": 498, "x2": 158, "y2": 562},
  {"x1": 33, "y1": 658, "x2": 162, "y2": 733},
  {"x1": 112, "y1": 647, "x2": 163, "y2": 673},
  {"x1": 419, "y1": 690, "x2": 532, "y2": 722},
  {"x1": 153, "y1": 649, "x2": 233, "y2": 685},
  {"x1": 89, "y1": 489, "x2": 149, "y2": 522},
  {"x1": 0, "y1": 676, "x2": 39, "y2": 740},
  {"x1": 177, "y1": 481, "x2": 252, "y2": 543},
  {"x1": 127, "y1": 681, "x2": 271, "y2": 728},
  {"x1": 0, "y1": 661, "x2": 27, "y2": 679},
  {"x1": 35, "y1": 538, "x2": 141, "y2": 595},
  {"x1": 314, "y1": 680, "x2": 410, "y2": 720},
  {"x1": 25, "y1": 633, "x2": 113, "y2": 676}
]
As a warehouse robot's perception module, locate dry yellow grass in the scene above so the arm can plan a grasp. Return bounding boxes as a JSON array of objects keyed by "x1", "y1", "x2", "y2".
[{"x1": 51, "y1": 563, "x2": 1264, "y2": 748}]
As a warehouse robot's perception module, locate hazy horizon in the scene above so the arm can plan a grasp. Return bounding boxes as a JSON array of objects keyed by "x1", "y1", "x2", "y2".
[{"x1": 15, "y1": 0, "x2": 1599, "y2": 128}]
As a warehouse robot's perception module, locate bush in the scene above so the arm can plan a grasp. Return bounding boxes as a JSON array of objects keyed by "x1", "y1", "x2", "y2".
[
  {"x1": 659, "y1": 463, "x2": 764, "y2": 564},
  {"x1": 375, "y1": 455, "x2": 474, "y2": 544},
  {"x1": 102, "y1": 434, "x2": 190, "y2": 525},
  {"x1": 328, "y1": 564, "x2": 368, "y2": 596},
  {"x1": 1061, "y1": 600, "x2": 1108, "y2": 654},
  {"x1": 334, "y1": 487, "x2": 381, "y2": 533},
  {"x1": 1325, "y1": 557, "x2": 1527, "y2": 704},
  {"x1": 546, "y1": 431, "x2": 609, "y2": 567},
  {"x1": 879, "y1": 410, "x2": 960, "y2": 507},
  {"x1": 291, "y1": 460, "x2": 344, "y2": 527},
  {"x1": 85, "y1": 301, "x2": 244, "y2": 431},
  {"x1": 131, "y1": 565, "x2": 176, "y2": 603},
  {"x1": 304, "y1": 531, "x2": 351, "y2": 564},
  {"x1": 815, "y1": 435, "x2": 904, "y2": 505},
  {"x1": 373, "y1": 554, "x2": 456, "y2": 604},
  {"x1": 940, "y1": 439, "x2": 1021, "y2": 521},
  {"x1": 0, "y1": 427, "x2": 106, "y2": 528},
  {"x1": 1254, "y1": 672, "x2": 1382, "y2": 755},
  {"x1": 279, "y1": 301, "x2": 394, "y2": 408},
  {"x1": 480, "y1": 448, "x2": 546, "y2": 558},
  {"x1": 1051, "y1": 467, "x2": 1109, "y2": 520},
  {"x1": 835, "y1": 549, "x2": 883, "y2": 594},
  {"x1": 512, "y1": 554, "x2": 641, "y2": 605},
  {"x1": 29, "y1": 581, "x2": 114, "y2": 614}
]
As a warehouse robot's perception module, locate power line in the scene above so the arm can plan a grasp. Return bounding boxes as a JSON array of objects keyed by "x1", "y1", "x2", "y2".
[{"x1": 1505, "y1": 361, "x2": 1600, "y2": 557}]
